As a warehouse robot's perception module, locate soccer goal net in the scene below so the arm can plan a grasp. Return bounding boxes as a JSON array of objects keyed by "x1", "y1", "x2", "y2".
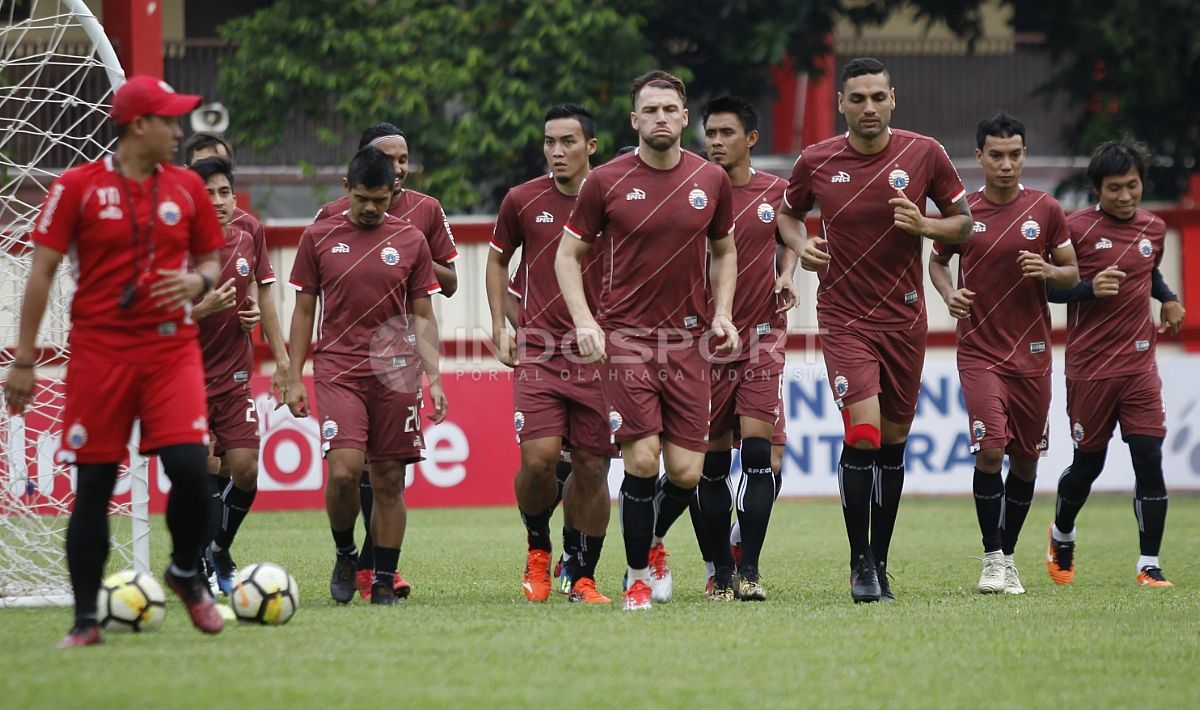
[{"x1": 0, "y1": 0, "x2": 149, "y2": 607}]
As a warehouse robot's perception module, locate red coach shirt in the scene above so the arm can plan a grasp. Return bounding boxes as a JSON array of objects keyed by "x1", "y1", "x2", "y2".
[
  {"x1": 289, "y1": 213, "x2": 440, "y2": 383},
  {"x1": 723, "y1": 169, "x2": 787, "y2": 354},
  {"x1": 317, "y1": 188, "x2": 458, "y2": 267},
  {"x1": 565, "y1": 150, "x2": 734, "y2": 334},
  {"x1": 784, "y1": 129, "x2": 965, "y2": 331},
  {"x1": 198, "y1": 222, "x2": 276, "y2": 396},
  {"x1": 33, "y1": 156, "x2": 224, "y2": 360},
  {"x1": 1065, "y1": 206, "x2": 1165, "y2": 381},
  {"x1": 935, "y1": 187, "x2": 1069, "y2": 377}
]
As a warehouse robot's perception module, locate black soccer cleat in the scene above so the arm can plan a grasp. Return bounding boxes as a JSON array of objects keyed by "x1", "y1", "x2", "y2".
[
  {"x1": 371, "y1": 582, "x2": 398, "y2": 605},
  {"x1": 329, "y1": 554, "x2": 357, "y2": 604},
  {"x1": 850, "y1": 552, "x2": 882, "y2": 603},
  {"x1": 876, "y1": 560, "x2": 895, "y2": 602}
]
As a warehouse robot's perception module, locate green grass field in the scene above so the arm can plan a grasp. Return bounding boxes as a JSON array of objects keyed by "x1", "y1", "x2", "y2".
[{"x1": 2, "y1": 494, "x2": 1197, "y2": 709}]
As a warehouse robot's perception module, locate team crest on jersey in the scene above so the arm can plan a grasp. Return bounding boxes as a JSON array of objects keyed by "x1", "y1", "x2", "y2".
[
  {"x1": 625, "y1": 188, "x2": 646, "y2": 201},
  {"x1": 331, "y1": 242, "x2": 350, "y2": 254},
  {"x1": 972, "y1": 420, "x2": 987, "y2": 441},
  {"x1": 888, "y1": 169, "x2": 910, "y2": 190},
  {"x1": 1094, "y1": 238, "x2": 1112, "y2": 250},
  {"x1": 514, "y1": 411, "x2": 525, "y2": 432},
  {"x1": 236, "y1": 257, "x2": 250, "y2": 277},
  {"x1": 833, "y1": 375, "x2": 849, "y2": 398},
  {"x1": 1138, "y1": 238, "x2": 1153, "y2": 257},
  {"x1": 67, "y1": 422, "x2": 88, "y2": 449},
  {"x1": 1072, "y1": 422, "x2": 1085, "y2": 443},
  {"x1": 757, "y1": 202, "x2": 775, "y2": 223},
  {"x1": 1021, "y1": 220, "x2": 1041, "y2": 240},
  {"x1": 688, "y1": 188, "x2": 708, "y2": 210},
  {"x1": 381, "y1": 246, "x2": 400, "y2": 266},
  {"x1": 972, "y1": 221, "x2": 987, "y2": 233},
  {"x1": 609, "y1": 410, "x2": 623, "y2": 433},
  {"x1": 535, "y1": 211, "x2": 554, "y2": 224},
  {"x1": 157, "y1": 200, "x2": 182, "y2": 226},
  {"x1": 831, "y1": 171, "x2": 851, "y2": 183},
  {"x1": 322, "y1": 419, "x2": 339, "y2": 440}
]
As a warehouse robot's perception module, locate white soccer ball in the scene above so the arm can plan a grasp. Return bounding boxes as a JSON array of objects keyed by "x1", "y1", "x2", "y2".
[
  {"x1": 97, "y1": 570, "x2": 166, "y2": 632},
  {"x1": 230, "y1": 562, "x2": 299, "y2": 625}
]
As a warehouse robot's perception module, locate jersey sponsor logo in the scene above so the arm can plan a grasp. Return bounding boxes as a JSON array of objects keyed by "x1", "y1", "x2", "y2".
[
  {"x1": 888, "y1": 169, "x2": 910, "y2": 190},
  {"x1": 191, "y1": 416, "x2": 208, "y2": 432},
  {"x1": 513, "y1": 411, "x2": 525, "y2": 432},
  {"x1": 683, "y1": 315, "x2": 699, "y2": 329},
  {"x1": 321, "y1": 419, "x2": 339, "y2": 440},
  {"x1": 412, "y1": 435, "x2": 422, "y2": 448},
  {"x1": 1021, "y1": 219, "x2": 1041, "y2": 240},
  {"x1": 688, "y1": 188, "x2": 709, "y2": 210},
  {"x1": 609, "y1": 410, "x2": 623, "y2": 432},
  {"x1": 331, "y1": 242, "x2": 350, "y2": 254},
  {"x1": 157, "y1": 200, "x2": 182, "y2": 226},
  {"x1": 1094, "y1": 237, "x2": 1113, "y2": 250},
  {"x1": 67, "y1": 422, "x2": 88, "y2": 449},
  {"x1": 1030, "y1": 341, "x2": 1046, "y2": 354},
  {"x1": 233, "y1": 371, "x2": 249, "y2": 383},
  {"x1": 625, "y1": 188, "x2": 646, "y2": 201},
  {"x1": 36, "y1": 182, "x2": 65, "y2": 233},
  {"x1": 972, "y1": 419, "x2": 987, "y2": 441},
  {"x1": 1072, "y1": 422, "x2": 1085, "y2": 443},
  {"x1": 972, "y1": 221, "x2": 987, "y2": 233},
  {"x1": 833, "y1": 375, "x2": 849, "y2": 398},
  {"x1": 1037, "y1": 419, "x2": 1049, "y2": 452},
  {"x1": 98, "y1": 205, "x2": 124, "y2": 220},
  {"x1": 391, "y1": 356, "x2": 407, "y2": 368},
  {"x1": 535, "y1": 211, "x2": 555, "y2": 224},
  {"x1": 757, "y1": 202, "x2": 775, "y2": 223},
  {"x1": 756, "y1": 322, "x2": 771, "y2": 335},
  {"x1": 831, "y1": 170, "x2": 851, "y2": 183},
  {"x1": 1135, "y1": 340, "x2": 1150, "y2": 352},
  {"x1": 236, "y1": 257, "x2": 251, "y2": 277},
  {"x1": 1138, "y1": 238, "x2": 1153, "y2": 257},
  {"x1": 381, "y1": 246, "x2": 400, "y2": 266},
  {"x1": 904, "y1": 291, "x2": 918, "y2": 304}
]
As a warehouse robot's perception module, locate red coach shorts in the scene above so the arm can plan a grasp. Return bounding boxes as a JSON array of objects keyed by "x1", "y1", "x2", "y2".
[
  {"x1": 1067, "y1": 373, "x2": 1166, "y2": 452},
  {"x1": 960, "y1": 369, "x2": 1050, "y2": 461},
  {"x1": 603, "y1": 334, "x2": 710, "y2": 453},
  {"x1": 709, "y1": 355, "x2": 784, "y2": 439},
  {"x1": 208, "y1": 386, "x2": 260, "y2": 457},
  {"x1": 59, "y1": 346, "x2": 209, "y2": 464},
  {"x1": 513, "y1": 355, "x2": 614, "y2": 457},
  {"x1": 314, "y1": 371, "x2": 425, "y2": 464},
  {"x1": 820, "y1": 323, "x2": 927, "y2": 424}
]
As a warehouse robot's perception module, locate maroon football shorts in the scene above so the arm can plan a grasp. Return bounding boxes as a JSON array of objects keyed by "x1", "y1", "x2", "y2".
[
  {"x1": 59, "y1": 345, "x2": 209, "y2": 464},
  {"x1": 960, "y1": 369, "x2": 1050, "y2": 461},
  {"x1": 708, "y1": 355, "x2": 784, "y2": 439},
  {"x1": 820, "y1": 322, "x2": 927, "y2": 424},
  {"x1": 207, "y1": 386, "x2": 260, "y2": 457},
  {"x1": 314, "y1": 371, "x2": 425, "y2": 463},
  {"x1": 1066, "y1": 372, "x2": 1166, "y2": 452},
  {"x1": 603, "y1": 334, "x2": 710, "y2": 453},
  {"x1": 512, "y1": 355, "x2": 614, "y2": 456}
]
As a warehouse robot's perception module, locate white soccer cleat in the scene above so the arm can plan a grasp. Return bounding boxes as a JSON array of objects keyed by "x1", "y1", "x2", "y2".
[
  {"x1": 647, "y1": 543, "x2": 673, "y2": 603},
  {"x1": 977, "y1": 553, "x2": 1006, "y2": 594},
  {"x1": 1003, "y1": 559, "x2": 1026, "y2": 595}
]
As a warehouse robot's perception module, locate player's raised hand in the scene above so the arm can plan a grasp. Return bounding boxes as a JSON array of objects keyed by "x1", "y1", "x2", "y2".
[
  {"x1": 285, "y1": 379, "x2": 309, "y2": 418},
  {"x1": 800, "y1": 237, "x2": 831, "y2": 271},
  {"x1": 711, "y1": 314, "x2": 740, "y2": 356},
  {"x1": 1093, "y1": 265, "x2": 1125, "y2": 298},
  {"x1": 427, "y1": 381, "x2": 448, "y2": 424},
  {"x1": 575, "y1": 322, "x2": 606, "y2": 363},
  {"x1": 774, "y1": 275, "x2": 799, "y2": 312},
  {"x1": 190, "y1": 278, "x2": 236, "y2": 319},
  {"x1": 3, "y1": 365, "x2": 35, "y2": 415},
  {"x1": 889, "y1": 190, "x2": 927, "y2": 236},
  {"x1": 945, "y1": 288, "x2": 976, "y2": 319},
  {"x1": 1159, "y1": 300, "x2": 1186, "y2": 336},
  {"x1": 238, "y1": 295, "x2": 261, "y2": 332},
  {"x1": 1017, "y1": 250, "x2": 1052, "y2": 280},
  {"x1": 492, "y1": 329, "x2": 518, "y2": 368}
]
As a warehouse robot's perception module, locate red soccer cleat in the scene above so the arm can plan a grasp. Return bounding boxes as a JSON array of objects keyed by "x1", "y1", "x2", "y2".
[
  {"x1": 164, "y1": 569, "x2": 224, "y2": 634},
  {"x1": 55, "y1": 625, "x2": 102, "y2": 648}
]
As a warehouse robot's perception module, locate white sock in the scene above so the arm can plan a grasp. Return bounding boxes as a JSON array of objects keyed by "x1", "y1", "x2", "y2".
[
  {"x1": 984, "y1": 550, "x2": 1004, "y2": 561},
  {"x1": 1004, "y1": 554, "x2": 1015, "y2": 565},
  {"x1": 704, "y1": 561, "x2": 715, "y2": 579},
  {"x1": 168, "y1": 563, "x2": 196, "y2": 578},
  {"x1": 651, "y1": 535, "x2": 664, "y2": 547},
  {"x1": 1137, "y1": 555, "x2": 1160, "y2": 572},
  {"x1": 627, "y1": 566, "x2": 651, "y2": 584},
  {"x1": 1052, "y1": 524, "x2": 1076, "y2": 542},
  {"x1": 729, "y1": 521, "x2": 742, "y2": 546}
]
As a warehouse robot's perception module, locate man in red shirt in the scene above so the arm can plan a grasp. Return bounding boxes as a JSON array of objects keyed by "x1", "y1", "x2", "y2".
[
  {"x1": 5, "y1": 76, "x2": 227, "y2": 646},
  {"x1": 286, "y1": 146, "x2": 447, "y2": 605},
  {"x1": 929, "y1": 114, "x2": 1078, "y2": 595},
  {"x1": 1046, "y1": 139, "x2": 1186, "y2": 588},
  {"x1": 557, "y1": 71, "x2": 739, "y2": 611},
  {"x1": 779, "y1": 58, "x2": 972, "y2": 603},
  {"x1": 487, "y1": 104, "x2": 613, "y2": 604}
]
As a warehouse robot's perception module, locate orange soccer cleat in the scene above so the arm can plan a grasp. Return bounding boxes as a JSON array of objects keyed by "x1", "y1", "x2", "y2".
[
  {"x1": 568, "y1": 578, "x2": 612, "y2": 604},
  {"x1": 522, "y1": 549, "x2": 552, "y2": 602},
  {"x1": 1136, "y1": 567, "x2": 1174, "y2": 588},
  {"x1": 1045, "y1": 524, "x2": 1075, "y2": 585}
]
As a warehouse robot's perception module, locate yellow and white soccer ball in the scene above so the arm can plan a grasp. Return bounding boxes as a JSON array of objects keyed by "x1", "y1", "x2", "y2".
[
  {"x1": 230, "y1": 562, "x2": 299, "y2": 625},
  {"x1": 97, "y1": 570, "x2": 166, "y2": 632}
]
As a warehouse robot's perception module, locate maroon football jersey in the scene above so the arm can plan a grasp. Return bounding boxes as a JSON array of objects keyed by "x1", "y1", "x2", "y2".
[
  {"x1": 565, "y1": 150, "x2": 734, "y2": 334},
  {"x1": 1064, "y1": 206, "x2": 1165, "y2": 381},
  {"x1": 935, "y1": 187, "x2": 1069, "y2": 376},
  {"x1": 289, "y1": 213, "x2": 440, "y2": 382},
  {"x1": 724, "y1": 169, "x2": 788, "y2": 354},
  {"x1": 33, "y1": 156, "x2": 225, "y2": 361},
  {"x1": 783, "y1": 129, "x2": 965, "y2": 330},
  {"x1": 316, "y1": 188, "x2": 458, "y2": 266},
  {"x1": 198, "y1": 222, "x2": 277, "y2": 396},
  {"x1": 492, "y1": 174, "x2": 604, "y2": 352}
]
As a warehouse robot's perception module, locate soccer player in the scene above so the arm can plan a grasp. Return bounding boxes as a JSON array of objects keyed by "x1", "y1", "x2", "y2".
[
  {"x1": 690, "y1": 96, "x2": 801, "y2": 601},
  {"x1": 187, "y1": 156, "x2": 290, "y2": 595},
  {"x1": 928, "y1": 113, "x2": 1079, "y2": 595},
  {"x1": 4, "y1": 76, "x2": 227, "y2": 645},
  {"x1": 285, "y1": 146, "x2": 447, "y2": 605},
  {"x1": 1045, "y1": 139, "x2": 1186, "y2": 588},
  {"x1": 486, "y1": 104, "x2": 613, "y2": 604},
  {"x1": 315, "y1": 123, "x2": 459, "y2": 599},
  {"x1": 556, "y1": 71, "x2": 739, "y2": 611},
  {"x1": 778, "y1": 57, "x2": 972, "y2": 603}
]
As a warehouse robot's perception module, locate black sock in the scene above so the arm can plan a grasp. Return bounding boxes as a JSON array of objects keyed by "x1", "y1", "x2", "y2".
[
  {"x1": 520, "y1": 504, "x2": 554, "y2": 553},
  {"x1": 1128, "y1": 435, "x2": 1167, "y2": 557},
  {"x1": 773, "y1": 471, "x2": 783, "y2": 499},
  {"x1": 67, "y1": 464, "x2": 118, "y2": 625},
  {"x1": 357, "y1": 470, "x2": 374, "y2": 570},
  {"x1": 567, "y1": 531, "x2": 606, "y2": 581},
  {"x1": 736, "y1": 437, "x2": 776, "y2": 574},
  {"x1": 373, "y1": 545, "x2": 399, "y2": 588},
  {"x1": 205, "y1": 473, "x2": 228, "y2": 551},
  {"x1": 697, "y1": 451, "x2": 734, "y2": 569},
  {"x1": 870, "y1": 442, "x2": 906, "y2": 566},
  {"x1": 1001, "y1": 474, "x2": 1036, "y2": 555},
  {"x1": 653, "y1": 475, "x2": 693, "y2": 539},
  {"x1": 213, "y1": 481, "x2": 256, "y2": 551},
  {"x1": 619, "y1": 473, "x2": 656, "y2": 569},
  {"x1": 158, "y1": 444, "x2": 211, "y2": 573},
  {"x1": 1055, "y1": 448, "x2": 1107, "y2": 533},
  {"x1": 562, "y1": 525, "x2": 580, "y2": 564},
  {"x1": 332, "y1": 526, "x2": 357, "y2": 558},
  {"x1": 839, "y1": 445, "x2": 876, "y2": 561},
  {"x1": 687, "y1": 492, "x2": 710, "y2": 562},
  {"x1": 973, "y1": 468, "x2": 1004, "y2": 553},
  {"x1": 553, "y1": 458, "x2": 571, "y2": 509}
]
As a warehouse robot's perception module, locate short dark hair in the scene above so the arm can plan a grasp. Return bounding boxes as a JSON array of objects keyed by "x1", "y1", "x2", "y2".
[
  {"x1": 189, "y1": 155, "x2": 234, "y2": 187},
  {"x1": 183, "y1": 132, "x2": 232, "y2": 165},
  {"x1": 544, "y1": 103, "x2": 596, "y2": 141},
  {"x1": 1086, "y1": 138, "x2": 1149, "y2": 191},
  {"x1": 357, "y1": 122, "x2": 407, "y2": 150},
  {"x1": 703, "y1": 96, "x2": 758, "y2": 135},
  {"x1": 841, "y1": 57, "x2": 889, "y2": 87},
  {"x1": 630, "y1": 70, "x2": 686, "y2": 106},
  {"x1": 975, "y1": 112, "x2": 1026, "y2": 150},
  {"x1": 346, "y1": 146, "x2": 396, "y2": 190}
]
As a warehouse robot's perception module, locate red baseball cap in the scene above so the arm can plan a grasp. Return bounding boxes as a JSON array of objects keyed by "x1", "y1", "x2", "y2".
[{"x1": 110, "y1": 75, "x2": 202, "y2": 125}]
